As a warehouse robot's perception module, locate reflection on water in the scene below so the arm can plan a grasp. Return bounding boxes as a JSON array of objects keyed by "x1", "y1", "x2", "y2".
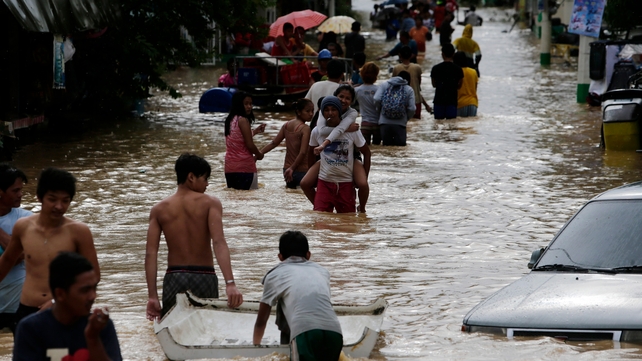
[{"x1": 1, "y1": 8, "x2": 642, "y2": 361}]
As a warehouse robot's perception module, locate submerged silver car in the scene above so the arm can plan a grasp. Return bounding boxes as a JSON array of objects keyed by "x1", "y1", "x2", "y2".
[{"x1": 462, "y1": 182, "x2": 642, "y2": 342}]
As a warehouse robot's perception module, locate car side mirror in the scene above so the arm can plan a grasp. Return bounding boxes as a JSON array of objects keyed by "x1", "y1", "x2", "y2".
[{"x1": 528, "y1": 247, "x2": 546, "y2": 269}]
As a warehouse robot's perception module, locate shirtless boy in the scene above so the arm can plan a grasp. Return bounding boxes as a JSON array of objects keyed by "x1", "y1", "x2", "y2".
[
  {"x1": 145, "y1": 154, "x2": 243, "y2": 321},
  {"x1": 0, "y1": 167, "x2": 100, "y2": 326}
]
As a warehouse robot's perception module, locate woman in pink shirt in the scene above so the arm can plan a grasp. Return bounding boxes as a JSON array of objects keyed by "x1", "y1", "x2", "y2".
[{"x1": 224, "y1": 91, "x2": 266, "y2": 189}]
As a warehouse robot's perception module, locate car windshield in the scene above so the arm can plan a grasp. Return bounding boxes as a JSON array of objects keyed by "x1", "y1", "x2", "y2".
[{"x1": 536, "y1": 200, "x2": 642, "y2": 271}]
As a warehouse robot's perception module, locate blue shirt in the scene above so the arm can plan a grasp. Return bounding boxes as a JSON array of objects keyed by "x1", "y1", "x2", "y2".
[
  {"x1": 401, "y1": 17, "x2": 416, "y2": 33},
  {"x1": 389, "y1": 40, "x2": 418, "y2": 58},
  {"x1": 0, "y1": 208, "x2": 32, "y2": 313}
]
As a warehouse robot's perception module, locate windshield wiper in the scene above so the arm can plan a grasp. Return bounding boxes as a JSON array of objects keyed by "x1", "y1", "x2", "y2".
[
  {"x1": 609, "y1": 265, "x2": 642, "y2": 273},
  {"x1": 534, "y1": 264, "x2": 615, "y2": 273}
]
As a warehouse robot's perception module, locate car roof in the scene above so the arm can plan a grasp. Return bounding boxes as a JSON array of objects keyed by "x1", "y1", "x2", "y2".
[{"x1": 592, "y1": 181, "x2": 642, "y2": 201}]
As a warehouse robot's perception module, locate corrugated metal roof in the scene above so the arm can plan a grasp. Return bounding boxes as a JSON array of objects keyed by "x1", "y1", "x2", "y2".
[{"x1": 3, "y1": 0, "x2": 120, "y2": 33}]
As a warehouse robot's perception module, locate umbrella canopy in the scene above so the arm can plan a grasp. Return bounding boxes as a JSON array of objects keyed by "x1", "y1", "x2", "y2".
[
  {"x1": 269, "y1": 10, "x2": 328, "y2": 37},
  {"x1": 317, "y1": 15, "x2": 356, "y2": 34}
]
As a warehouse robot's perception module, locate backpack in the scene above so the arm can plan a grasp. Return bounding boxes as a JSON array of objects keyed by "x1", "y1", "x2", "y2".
[{"x1": 381, "y1": 84, "x2": 408, "y2": 119}]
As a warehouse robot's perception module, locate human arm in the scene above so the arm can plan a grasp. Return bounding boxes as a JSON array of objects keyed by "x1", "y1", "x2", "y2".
[
  {"x1": 85, "y1": 308, "x2": 121, "y2": 361},
  {"x1": 75, "y1": 223, "x2": 100, "y2": 282},
  {"x1": 376, "y1": 52, "x2": 391, "y2": 60},
  {"x1": 0, "y1": 228, "x2": 9, "y2": 250},
  {"x1": 406, "y1": 88, "x2": 416, "y2": 119},
  {"x1": 238, "y1": 117, "x2": 264, "y2": 160},
  {"x1": 0, "y1": 221, "x2": 25, "y2": 283},
  {"x1": 253, "y1": 302, "x2": 272, "y2": 345},
  {"x1": 285, "y1": 126, "x2": 311, "y2": 182},
  {"x1": 208, "y1": 197, "x2": 243, "y2": 308},
  {"x1": 475, "y1": 53, "x2": 482, "y2": 66},
  {"x1": 260, "y1": 123, "x2": 286, "y2": 155},
  {"x1": 317, "y1": 108, "x2": 359, "y2": 144},
  {"x1": 145, "y1": 206, "x2": 162, "y2": 321},
  {"x1": 274, "y1": 36, "x2": 293, "y2": 56}
]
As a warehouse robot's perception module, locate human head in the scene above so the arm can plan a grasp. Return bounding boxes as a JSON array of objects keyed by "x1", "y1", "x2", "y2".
[
  {"x1": 294, "y1": 98, "x2": 314, "y2": 122},
  {"x1": 351, "y1": 21, "x2": 361, "y2": 32},
  {"x1": 333, "y1": 84, "x2": 355, "y2": 111},
  {"x1": 278, "y1": 231, "x2": 310, "y2": 260},
  {"x1": 360, "y1": 62, "x2": 380, "y2": 84},
  {"x1": 49, "y1": 252, "x2": 97, "y2": 316},
  {"x1": 0, "y1": 164, "x2": 28, "y2": 209},
  {"x1": 225, "y1": 91, "x2": 254, "y2": 136},
  {"x1": 37, "y1": 168, "x2": 75, "y2": 201},
  {"x1": 469, "y1": 5, "x2": 476, "y2": 12},
  {"x1": 282, "y1": 22, "x2": 294, "y2": 37},
  {"x1": 175, "y1": 153, "x2": 211, "y2": 185},
  {"x1": 397, "y1": 70, "x2": 411, "y2": 83},
  {"x1": 399, "y1": 45, "x2": 412, "y2": 61},
  {"x1": 353, "y1": 52, "x2": 366, "y2": 68},
  {"x1": 399, "y1": 31, "x2": 410, "y2": 43},
  {"x1": 442, "y1": 43, "x2": 456, "y2": 58},
  {"x1": 327, "y1": 59, "x2": 345, "y2": 79},
  {"x1": 327, "y1": 43, "x2": 339, "y2": 57},
  {"x1": 402, "y1": 9, "x2": 411, "y2": 18},
  {"x1": 415, "y1": 17, "x2": 423, "y2": 27},
  {"x1": 453, "y1": 51, "x2": 469, "y2": 67},
  {"x1": 295, "y1": 26, "x2": 305, "y2": 37},
  {"x1": 374, "y1": 4, "x2": 379, "y2": 10},
  {"x1": 321, "y1": 96, "x2": 343, "y2": 125},
  {"x1": 463, "y1": 24, "x2": 473, "y2": 38},
  {"x1": 226, "y1": 58, "x2": 236, "y2": 73},
  {"x1": 318, "y1": 49, "x2": 332, "y2": 60}
]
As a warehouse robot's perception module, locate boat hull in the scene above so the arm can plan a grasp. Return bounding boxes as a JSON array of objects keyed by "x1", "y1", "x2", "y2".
[{"x1": 154, "y1": 292, "x2": 387, "y2": 360}]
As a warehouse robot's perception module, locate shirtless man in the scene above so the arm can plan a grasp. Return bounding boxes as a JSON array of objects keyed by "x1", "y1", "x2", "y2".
[
  {"x1": 0, "y1": 167, "x2": 100, "y2": 326},
  {"x1": 145, "y1": 154, "x2": 243, "y2": 321}
]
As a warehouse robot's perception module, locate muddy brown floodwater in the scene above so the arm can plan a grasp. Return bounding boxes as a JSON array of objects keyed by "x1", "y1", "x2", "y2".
[{"x1": 1, "y1": 7, "x2": 642, "y2": 361}]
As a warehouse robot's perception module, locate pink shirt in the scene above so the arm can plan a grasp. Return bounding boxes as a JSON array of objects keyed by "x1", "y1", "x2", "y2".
[{"x1": 225, "y1": 116, "x2": 257, "y2": 173}]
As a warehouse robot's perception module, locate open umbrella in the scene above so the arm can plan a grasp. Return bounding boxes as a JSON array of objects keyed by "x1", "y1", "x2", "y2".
[
  {"x1": 317, "y1": 15, "x2": 356, "y2": 34},
  {"x1": 269, "y1": 10, "x2": 328, "y2": 37}
]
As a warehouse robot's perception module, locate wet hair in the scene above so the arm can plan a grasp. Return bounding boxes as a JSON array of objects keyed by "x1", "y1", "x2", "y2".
[
  {"x1": 333, "y1": 84, "x2": 355, "y2": 104},
  {"x1": 37, "y1": 168, "x2": 76, "y2": 201},
  {"x1": 400, "y1": 31, "x2": 410, "y2": 40},
  {"x1": 453, "y1": 51, "x2": 469, "y2": 67},
  {"x1": 295, "y1": 26, "x2": 305, "y2": 33},
  {"x1": 175, "y1": 153, "x2": 211, "y2": 185},
  {"x1": 49, "y1": 252, "x2": 94, "y2": 294},
  {"x1": 351, "y1": 21, "x2": 361, "y2": 32},
  {"x1": 294, "y1": 98, "x2": 313, "y2": 117},
  {"x1": 470, "y1": 5, "x2": 476, "y2": 12},
  {"x1": 225, "y1": 91, "x2": 254, "y2": 136},
  {"x1": 283, "y1": 22, "x2": 294, "y2": 32},
  {"x1": 360, "y1": 62, "x2": 380, "y2": 84},
  {"x1": 279, "y1": 231, "x2": 309, "y2": 259},
  {"x1": 327, "y1": 59, "x2": 345, "y2": 79},
  {"x1": 0, "y1": 164, "x2": 27, "y2": 192},
  {"x1": 399, "y1": 45, "x2": 412, "y2": 60},
  {"x1": 397, "y1": 70, "x2": 411, "y2": 83},
  {"x1": 353, "y1": 52, "x2": 366, "y2": 67},
  {"x1": 442, "y1": 43, "x2": 456, "y2": 58}
]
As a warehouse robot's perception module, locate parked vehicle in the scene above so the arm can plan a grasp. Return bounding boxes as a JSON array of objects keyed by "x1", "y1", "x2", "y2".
[{"x1": 462, "y1": 182, "x2": 642, "y2": 342}]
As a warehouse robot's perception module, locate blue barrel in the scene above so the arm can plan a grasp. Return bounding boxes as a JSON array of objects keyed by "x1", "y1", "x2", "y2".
[{"x1": 199, "y1": 87, "x2": 237, "y2": 113}]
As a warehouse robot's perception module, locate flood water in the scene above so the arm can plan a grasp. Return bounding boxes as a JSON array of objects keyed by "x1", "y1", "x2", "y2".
[{"x1": 2, "y1": 6, "x2": 642, "y2": 361}]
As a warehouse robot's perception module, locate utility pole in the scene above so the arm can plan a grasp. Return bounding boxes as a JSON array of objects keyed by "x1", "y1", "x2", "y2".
[
  {"x1": 576, "y1": 35, "x2": 591, "y2": 103},
  {"x1": 329, "y1": 0, "x2": 335, "y2": 17},
  {"x1": 540, "y1": 0, "x2": 551, "y2": 66}
]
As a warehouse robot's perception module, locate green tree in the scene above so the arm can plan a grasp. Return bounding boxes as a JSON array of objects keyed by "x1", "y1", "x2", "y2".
[
  {"x1": 603, "y1": 0, "x2": 642, "y2": 37},
  {"x1": 84, "y1": 0, "x2": 271, "y2": 113}
]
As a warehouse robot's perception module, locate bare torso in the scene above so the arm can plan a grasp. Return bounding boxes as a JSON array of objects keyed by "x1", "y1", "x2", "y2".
[
  {"x1": 15, "y1": 215, "x2": 99, "y2": 307},
  {"x1": 153, "y1": 191, "x2": 218, "y2": 267}
]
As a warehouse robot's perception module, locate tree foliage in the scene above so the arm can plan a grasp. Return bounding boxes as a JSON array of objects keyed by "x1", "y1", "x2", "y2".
[
  {"x1": 603, "y1": 0, "x2": 642, "y2": 35},
  {"x1": 84, "y1": 0, "x2": 271, "y2": 113}
]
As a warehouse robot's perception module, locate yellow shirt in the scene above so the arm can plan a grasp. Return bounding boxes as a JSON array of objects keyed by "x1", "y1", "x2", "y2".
[{"x1": 458, "y1": 67, "x2": 478, "y2": 108}]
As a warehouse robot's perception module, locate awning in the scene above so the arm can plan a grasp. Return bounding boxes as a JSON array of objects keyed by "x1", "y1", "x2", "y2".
[{"x1": 3, "y1": 0, "x2": 120, "y2": 33}]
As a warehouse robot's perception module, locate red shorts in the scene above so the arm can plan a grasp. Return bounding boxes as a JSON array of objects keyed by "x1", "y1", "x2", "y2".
[{"x1": 313, "y1": 179, "x2": 356, "y2": 213}]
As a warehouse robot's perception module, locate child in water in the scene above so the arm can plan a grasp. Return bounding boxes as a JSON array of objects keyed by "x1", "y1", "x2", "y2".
[
  {"x1": 300, "y1": 84, "x2": 370, "y2": 213},
  {"x1": 261, "y1": 99, "x2": 314, "y2": 188}
]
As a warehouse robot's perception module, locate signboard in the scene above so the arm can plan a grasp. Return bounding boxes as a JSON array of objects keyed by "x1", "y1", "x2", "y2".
[{"x1": 568, "y1": 0, "x2": 606, "y2": 38}]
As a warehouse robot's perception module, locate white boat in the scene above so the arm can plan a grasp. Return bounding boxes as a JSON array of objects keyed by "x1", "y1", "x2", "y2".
[{"x1": 154, "y1": 291, "x2": 388, "y2": 360}]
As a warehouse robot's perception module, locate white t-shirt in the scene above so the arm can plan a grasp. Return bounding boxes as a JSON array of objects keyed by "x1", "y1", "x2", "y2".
[
  {"x1": 260, "y1": 256, "x2": 342, "y2": 341},
  {"x1": 0, "y1": 208, "x2": 32, "y2": 313},
  {"x1": 310, "y1": 127, "x2": 366, "y2": 183},
  {"x1": 305, "y1": 81, "x2": 341, "y2": 113}
]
